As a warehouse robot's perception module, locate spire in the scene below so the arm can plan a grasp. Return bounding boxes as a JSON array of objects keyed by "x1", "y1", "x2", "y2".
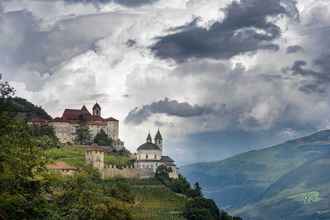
[
  {"x1": 155, "y1": 129, "x2": 162, "y2": 140},
  {"x1": 93, "y1": 102, "x2": 101, "y2": 110},
  {"x1": 154, "y1": 129, "x2": 163, "y2": 152},
  {"x1": 81, "y1": 105, "x2": 88, "y2": 112},
  {"x1": 146, "y1": 132, "x2": 152, "y2": 143},
  {"x1": 92, "y1": 102, "x2": 101, "y2": 117}
]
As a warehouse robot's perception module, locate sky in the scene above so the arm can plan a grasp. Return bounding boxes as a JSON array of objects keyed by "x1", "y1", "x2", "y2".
[{"x1": 2, "y1": 0, "x2": 330, "y2": 165}]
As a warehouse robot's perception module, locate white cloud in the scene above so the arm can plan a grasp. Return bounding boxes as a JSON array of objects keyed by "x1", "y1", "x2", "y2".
[{"x1": 3, "y1": 0, "x2": 330, "y2": 161}]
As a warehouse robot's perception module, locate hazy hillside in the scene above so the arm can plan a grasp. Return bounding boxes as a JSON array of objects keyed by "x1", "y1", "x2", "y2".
[
  {"x1": 1, "y1": 97, "x2": 51, "y2": 120},
  {"x1": 181, "y1": 130, "x2": 330, "y2": 220}
]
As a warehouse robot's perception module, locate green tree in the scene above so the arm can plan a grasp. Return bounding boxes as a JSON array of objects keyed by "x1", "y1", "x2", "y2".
[
  {"x1": 184, "y1": 197, "x2": 220, "y2": 220},
  {"x1": 75, "y1": 124, "x2": 92, "y2": 145},
  {"x1": 30, "y1": 124, "x2": 61, "y2": 148},
  {"x1": 155, "y1": 164, "x2": 172, "y2": 185},
  {"x1": 94, "y1": 129, "x2": 113, "y2": 146},
  {"x1": 0, "y1": 79, "x2": 136, "y2": 220},
  {"x1": 0, "y1": 74, "x2": 15, "y2": 99},
  {"x1": 0, "y1": 109, "x2": 50, "y2": 219},
  {"x1": 191, "y1": 182, "x2": 203, "y2": 198}
]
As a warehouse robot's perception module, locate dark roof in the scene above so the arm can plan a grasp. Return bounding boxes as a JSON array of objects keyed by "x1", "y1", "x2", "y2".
[
  {"x1": 93, "y1": 103, "x2": 101, "y2": 109},
  {"x1": 146, "y1": 133, "x2": 152, "y2": 143},
  {"x1": 161, "y1": 156, "x2": 174, "y2": 163},
  {"x1": 155, "y1": 129, "x2": 162, "y2": 140},
  {"x1": 137, "y1": 142, "x2": 161, "y2": 151},
  {"x1": 161, "y1": 156, "x2": 176, "y2": 166},
  {"x1": 81, "y1": 105, "x2": 90, "y2": 113}
]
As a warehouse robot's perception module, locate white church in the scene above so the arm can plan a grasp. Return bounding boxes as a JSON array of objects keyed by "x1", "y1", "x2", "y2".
[{"x1": 135, "y1": 130, "x2": 178, "y2": 179}]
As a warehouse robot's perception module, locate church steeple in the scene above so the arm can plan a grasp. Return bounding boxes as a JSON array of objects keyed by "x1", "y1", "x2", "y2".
[
  {"x1": 154, "y1": 129, "x2": 163, "y2": 152},
  {"x1": 93, "y1": 103, "x2": 101, "y2": 117},
  {"x1": 146, "y1": 132, "x2": 152, "y2": 143}
]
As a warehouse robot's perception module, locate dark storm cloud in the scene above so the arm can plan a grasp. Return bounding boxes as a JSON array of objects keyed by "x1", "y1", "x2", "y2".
[
  {"x1": 151, "y1": 0, "x2": 299, "y2": 62},
  {"x1": 0, "y1": 8, "x2": 132, "y2": 90},
  {"x1": 64, "y1": 0, "x2": 159, "y2": 7},
  {"x1": 287, "y1": 59, "x2": 330, "y2": 94},
  {"x1": 286, "y1": 45, "x2": 304, "y2": 54},
  {"x1": 125, "y1": 98, "x2": 215, "y2": 125}
]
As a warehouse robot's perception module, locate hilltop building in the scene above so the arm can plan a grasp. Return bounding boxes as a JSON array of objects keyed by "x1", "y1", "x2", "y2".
[
  {"x1": 135, "y1": 130, "x2": 177, "y2": 178},
  {"x1": 86, "y1": 130, "x2": 178, "y2": 179},
  {"x1": 31, "y1": 103, "x2": 124, "y2": 150}
]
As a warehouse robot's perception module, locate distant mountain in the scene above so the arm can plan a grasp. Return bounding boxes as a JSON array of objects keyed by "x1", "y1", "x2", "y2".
[
  {"x1": 1, "y1": 97, "x2": 51, "y2": 120},
  {"x1": 181, "y1": 130, "x2": 330, "y2": 220}
]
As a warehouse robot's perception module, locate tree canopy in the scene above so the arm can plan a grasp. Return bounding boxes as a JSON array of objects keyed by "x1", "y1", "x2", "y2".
[{"x1": 94, "y1": 129, "x2": 113, "y2": 146}]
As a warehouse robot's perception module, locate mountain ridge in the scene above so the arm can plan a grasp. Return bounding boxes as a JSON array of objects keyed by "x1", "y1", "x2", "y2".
[{"x1": 181, "y1": 129, "x2": 330, "y2": 220}]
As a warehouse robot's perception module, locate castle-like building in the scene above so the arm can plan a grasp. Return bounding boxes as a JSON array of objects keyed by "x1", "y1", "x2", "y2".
[
  {"x1": 32, "y1": 102, "x2": 178, "y2": 179},
  {"x1": 49, "y1": 103, "x2": 123, "y2": 149},
  {"x1": 86, "y1": 130, "x2": 178, "y2": 179}
]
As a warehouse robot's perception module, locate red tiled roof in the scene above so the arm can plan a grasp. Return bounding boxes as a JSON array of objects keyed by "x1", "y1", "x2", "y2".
[
  {"x1": 106, "y1": 117, "x2": 119, "y2": 122},
  {"x1": 62, "y1": 109, "x2": 91, "y2": 121},
  {"x1": 30, "y1": 117, "x2": 49, "y2": 123},
  {"x1": 47, "y1": 161, "x2": 77, "y2": 170},
  {"x1": 51, "y1": 105, "x2": 118, "y2": 123}
]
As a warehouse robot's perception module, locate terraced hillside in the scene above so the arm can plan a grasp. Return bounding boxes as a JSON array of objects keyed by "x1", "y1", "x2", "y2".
[{"x1": 45, "y1": 146, "x2": 188, "y2": 220}]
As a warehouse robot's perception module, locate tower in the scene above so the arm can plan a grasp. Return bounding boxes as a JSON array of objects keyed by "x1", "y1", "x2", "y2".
[
  {"x1": 93, "y1": 103, "x2": 101, "y2": 117},
  {"x1": 146, "y1": 132, "x2": 152, "y2": 143},
  {"x1": 85, "y1": 146, "x2": 104, "y2": 170},
  {"x1": 154, "y1": 129, "x2": 163, "y2": 152}
]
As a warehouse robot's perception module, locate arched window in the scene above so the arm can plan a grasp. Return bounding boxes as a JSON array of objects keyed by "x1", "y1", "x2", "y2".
[
  {"x1": 146, "y1": 154, "x2": 148, "y2": 159},
  {"x1": 154, "y1": 154, "x2": 157, "y2": 159}
]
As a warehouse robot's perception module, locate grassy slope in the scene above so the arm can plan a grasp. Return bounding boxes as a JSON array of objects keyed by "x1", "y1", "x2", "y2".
[
  {"x1": 181, "y1": 130, "x2": 330, "y2": 219},
  {"x1": 131, "y1": 184, "x2": 187, "y2": 220},
  {"x1": 45, "y1": 146, "x2": 132, "y2": 167},
  {"x1": 45, "y1": 146, "x2": 188, "y2": 220}
]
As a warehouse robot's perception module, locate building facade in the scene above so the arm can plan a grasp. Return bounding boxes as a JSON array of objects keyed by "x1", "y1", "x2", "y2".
[
  {"x1": 47, "y1": 103, "x2": 123, "y2": 149},
  {"x1": 135, "y1": 130, "x2": 178, "y2": 178},
  {"x1": 85, "y1": 131, "x2": 178, "y2": 179}
]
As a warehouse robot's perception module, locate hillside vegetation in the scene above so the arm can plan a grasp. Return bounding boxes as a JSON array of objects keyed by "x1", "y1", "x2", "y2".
[
  {"x1": 0, "y1": 78, "x2": 240, "y2": 220},
  {"x1": 181, "y1": 130, "x2": 330, "y2": 220},
  {"x1": 46, "y1": 146, "x2": 132, "y2": 167},
  {"x1": 1, "y1": 97, "x2": 51, "y2": 120}
]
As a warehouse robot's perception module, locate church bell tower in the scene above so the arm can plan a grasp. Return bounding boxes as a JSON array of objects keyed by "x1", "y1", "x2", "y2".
[
  {"x1": 93, "y1": 103, "x2": 101, "y2": 117},
  {"x1": 154, "y1": 129, "x2": 163, "y2": 152}
]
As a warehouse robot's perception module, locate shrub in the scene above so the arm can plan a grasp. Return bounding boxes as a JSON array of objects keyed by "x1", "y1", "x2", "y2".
[
  {"x1": 74, "y1": 124, "x2": 92, "y2": 145},
  {"x1": 184, "y1": 197, "x2": 220, "y2": 220},
  {"x1": 94, "y1": 129, "x2": 113, "y2": 146}
]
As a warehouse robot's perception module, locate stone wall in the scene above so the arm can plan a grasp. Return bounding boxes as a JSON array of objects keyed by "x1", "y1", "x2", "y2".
[
  {"x1": 102, "y1": 165, "x2": 154, "y2": 179},
  {"x1": 50, "y1": 122, "x2": 76, "y2": 143},
  {"x1": 107, "y1": 121, "x2": 119, "y2": 140},
  {"x1": 50, "y1": 120, "x2": 119, "y2": 145}
]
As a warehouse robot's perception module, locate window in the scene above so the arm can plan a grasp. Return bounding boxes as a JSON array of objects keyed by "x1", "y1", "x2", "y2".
[
  {"x1": 146, "y1": 154, "x2": 148, "y2": 159},
  {"x1": 154, "y1": 154, "x2": 157, "y2": 159}
]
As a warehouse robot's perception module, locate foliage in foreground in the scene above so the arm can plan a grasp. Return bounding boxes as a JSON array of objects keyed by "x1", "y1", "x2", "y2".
[
  {"x1": 0, "y1": 110, "x2": 134, "y2": 220},
  {"x1": 0, "y1": 79, "x2": 133, "y2": 220}
]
